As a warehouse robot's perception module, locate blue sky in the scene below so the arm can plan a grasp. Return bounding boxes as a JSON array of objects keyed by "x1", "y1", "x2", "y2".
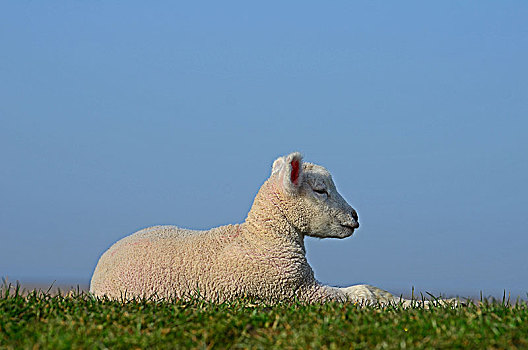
[{"x1": 1, "y1": 1, "x2": 527, "y2": 299}]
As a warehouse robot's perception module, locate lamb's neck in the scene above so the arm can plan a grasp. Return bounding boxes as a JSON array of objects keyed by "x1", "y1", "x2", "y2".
[{"x1": 243, "y1": 181, "x2": 306, "y2": 253}]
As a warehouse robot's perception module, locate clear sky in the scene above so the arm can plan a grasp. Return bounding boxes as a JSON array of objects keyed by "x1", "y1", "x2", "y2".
[{"x1": 1, "y1": 1, "x2": 527, "y2": 299}]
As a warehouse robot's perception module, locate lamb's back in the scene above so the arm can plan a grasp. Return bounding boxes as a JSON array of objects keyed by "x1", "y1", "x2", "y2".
[{"x1": 89, "y1": 224, "x2": 238, "y2": 299}]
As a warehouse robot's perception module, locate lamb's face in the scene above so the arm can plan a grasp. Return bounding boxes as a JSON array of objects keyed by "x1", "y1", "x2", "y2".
[
  {"x1": 299, "y1": 164, "x2": 359, "y2": 238},
  {"x1": 272, "y1": 152, "x2": 359, "y2": 239}
]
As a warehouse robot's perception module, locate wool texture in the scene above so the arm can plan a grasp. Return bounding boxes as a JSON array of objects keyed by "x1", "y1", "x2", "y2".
[{"x1": 90, "y1": 153, "x2": 453, "y2": 306}]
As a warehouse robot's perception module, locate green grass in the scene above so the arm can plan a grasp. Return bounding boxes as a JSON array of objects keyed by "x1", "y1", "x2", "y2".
[{"x1": 1, "y1": 285, "x2": 527, "y2": 349}]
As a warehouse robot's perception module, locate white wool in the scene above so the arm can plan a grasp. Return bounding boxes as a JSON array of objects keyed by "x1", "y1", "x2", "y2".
[{"x1": 90, "y1": 152, "x2": 455, "y2": 306}]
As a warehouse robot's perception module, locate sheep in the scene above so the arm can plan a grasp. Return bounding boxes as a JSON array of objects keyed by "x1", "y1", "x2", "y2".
[{"x1": 90, "y1": 152, "x2": 451, "y2": 307}]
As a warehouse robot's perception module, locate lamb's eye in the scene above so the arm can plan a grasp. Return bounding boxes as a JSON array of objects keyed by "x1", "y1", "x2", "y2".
[{"x1": 313, "y1": 188, "x2": 328, "y2": 195}]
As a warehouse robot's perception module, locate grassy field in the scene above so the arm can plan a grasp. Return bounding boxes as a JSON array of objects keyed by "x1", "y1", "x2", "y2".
[{"x1": 1, "y1": 285, "x2": 527, "y2": 349}]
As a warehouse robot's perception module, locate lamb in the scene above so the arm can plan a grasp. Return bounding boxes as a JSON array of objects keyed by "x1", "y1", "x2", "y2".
[{"x1": 90, "y1": 152, "x2": 447, "y2": 306}]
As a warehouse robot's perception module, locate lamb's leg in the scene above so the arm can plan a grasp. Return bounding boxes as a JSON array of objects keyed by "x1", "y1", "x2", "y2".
[
  {"x1": 339, "y1": 284, "x2": 460, "y2": 307},
  {"x1": 298, "y1": 283, "x2": 398, "y2": 305},
  {"x1": 303, "y1": 283, "x2": 460, "y2": 307},
  {"x1": 340, "y1": 284, "x2": 401, "y2": 305}
]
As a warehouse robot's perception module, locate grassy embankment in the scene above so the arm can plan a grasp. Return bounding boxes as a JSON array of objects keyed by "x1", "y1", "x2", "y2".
[{"x1": 1, "y1": 284, "x2": 527, "y2": 349}]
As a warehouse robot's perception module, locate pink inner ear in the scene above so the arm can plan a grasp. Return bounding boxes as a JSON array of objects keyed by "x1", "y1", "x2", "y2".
[{"x1": 291, "y1": 159, "x2": 300, "y2": 185}]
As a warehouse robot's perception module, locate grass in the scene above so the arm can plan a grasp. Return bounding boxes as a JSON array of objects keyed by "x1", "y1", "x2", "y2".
[{"x1": 1, "y1": 284, "x2": 527, "y2": 349}]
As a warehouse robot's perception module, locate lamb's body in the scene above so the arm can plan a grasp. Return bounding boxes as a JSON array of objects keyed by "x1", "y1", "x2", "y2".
[
  {"x1": 90, "y1": 223, "x2": 317, "y2": 301},
  {"x1": 91, "y1": 178, "x2": 349, "y2": 302},
  {"x1": 90, "y1": 153, "x2": 440, "y2": 306}
]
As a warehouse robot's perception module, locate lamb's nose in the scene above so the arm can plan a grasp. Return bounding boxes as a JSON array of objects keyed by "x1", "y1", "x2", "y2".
[
  {"x1": 351, "y1": 209, "x2": 359, "y2": 222},
  {"x1": 350, "y1": 210, "x2": 359, "y2": 228}
]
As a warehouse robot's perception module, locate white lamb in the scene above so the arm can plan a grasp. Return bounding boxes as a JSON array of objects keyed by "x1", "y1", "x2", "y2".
[{"x1": 90, "y1": 152, "x2": 447, "y2": 306}]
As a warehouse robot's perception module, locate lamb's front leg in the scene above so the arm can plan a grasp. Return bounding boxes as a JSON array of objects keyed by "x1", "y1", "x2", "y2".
[
  {"x1": 301, "y1": 283, "x2": 420, "y2": 307},
  {"x1": 300, "y1": 283, "x2": 459, "y2": 307},
  {"x1": 299, "y1": 282, "x2": 398, "y2": 304},
  {"x1": 340, "y1": 284, "x2": 401, "y2": 305},
  {"x1": 334, "y1": 285, "x2": 458, "y2": 308}
]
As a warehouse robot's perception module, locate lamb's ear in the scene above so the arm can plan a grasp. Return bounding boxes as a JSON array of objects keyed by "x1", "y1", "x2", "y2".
[
  {"x1": 271, "y1": 157, "x2": 285, "y2": 175},
  {"x1": 273, "y1": 152, "x2": 303, "y2": 194}
]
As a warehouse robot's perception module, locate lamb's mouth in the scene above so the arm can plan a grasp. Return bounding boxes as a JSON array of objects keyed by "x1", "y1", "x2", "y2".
[{"x1": 340, "y1": 224, "x2": 358, "y2": 232}]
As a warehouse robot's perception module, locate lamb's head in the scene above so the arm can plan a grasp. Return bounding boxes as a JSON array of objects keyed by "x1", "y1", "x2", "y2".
[{"x1": 269, "y1": 152, "x2": 359, "y2": 239}]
